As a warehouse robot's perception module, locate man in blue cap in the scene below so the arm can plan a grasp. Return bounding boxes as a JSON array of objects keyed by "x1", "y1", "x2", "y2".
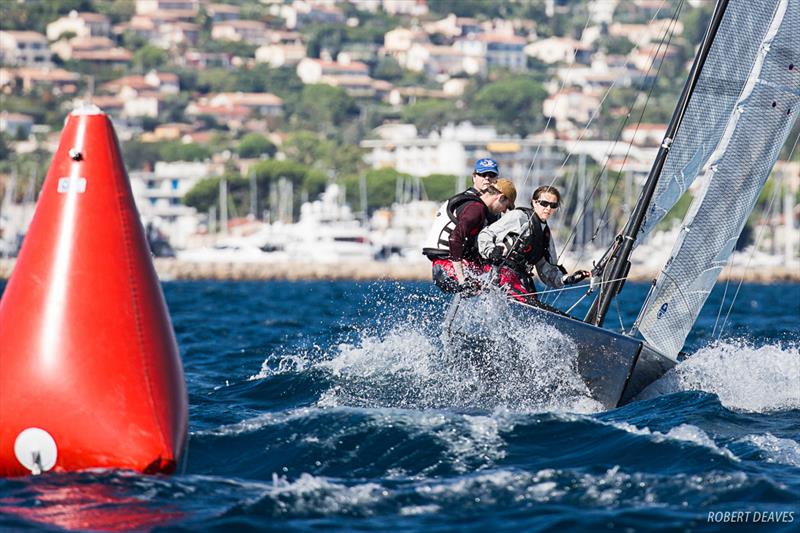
[
  {"x1": 422, "y1": 157, "x2": 504, "y2": 263},
  {"x1": 468, "y1": 158, "x2": 500, "y2": 197}
]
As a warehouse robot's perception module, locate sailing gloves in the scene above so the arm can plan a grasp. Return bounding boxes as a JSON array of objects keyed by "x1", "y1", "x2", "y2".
[
  {"x1": 488, "y1": 245, "x2": 505, "y2": 265},
  {"x1": 562, "y1": 270, "x2": 591, "y2": 285}
]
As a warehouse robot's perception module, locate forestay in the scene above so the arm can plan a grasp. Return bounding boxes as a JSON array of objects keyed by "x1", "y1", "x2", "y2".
[{"x1": 635, "y1": 0, "x2": 800, "y2": 360}]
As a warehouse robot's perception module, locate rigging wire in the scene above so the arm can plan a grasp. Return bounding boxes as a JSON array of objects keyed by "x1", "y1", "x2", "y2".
[
  {"x1": 545, "y1": 0, "x2": 686, "y2": 306},
  {"x1": 529, "y1": 0, "x2": 671, "y2": 193},
  {"x1": 521, "y1": 8, "x2": 595, "y2": 190},
  {"x1": 552, "y1": 0, "x2": 680, "y2": 257},
  {"x1": 561, "y1": 0, "x2": 685, "y2": 258},
  {"x1": 717, "y1": 130, "x2": 800, "y2": 339}
]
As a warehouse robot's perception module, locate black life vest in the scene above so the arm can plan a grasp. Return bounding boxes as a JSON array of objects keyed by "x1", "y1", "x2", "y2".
[
  {"x1": 422, "y1": 189, "x2": 484, "y2": 260},
  {"x1": 503, "y1": 207, "x2": 551, "y2": 273}
]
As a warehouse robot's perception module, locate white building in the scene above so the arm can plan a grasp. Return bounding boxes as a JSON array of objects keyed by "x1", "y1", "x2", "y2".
[
  {"x1": 211, "y1": 20, "x2": 267, "y2": 45},
  {"x1": 129, "y1": 160, "x2": 209, "y2": 248},
  {"x1": 0, "y1": 31, "x2": 51, "y2": 67},
  {"x1": 423, "y1": 13, "x2": 482, "y2": 38},
  {"x1": 206, "y1": 3, "x2": 241, "y2": 23},
  {"x1": 382, "y1": 27, "x2": 429, "y2": 65},
  {"x1": 621, "y1": 123, "x2": 667, "y2": 146},
  {"x1": 525, "y1": 37, "x2": 591, "y2": 65},
  {"x1": 194, "y1": 92, "x2": 284, "y2": 117},
  {"x1": 543, "y1": 89, "x2": 602, "y2": 129},
  {"x1": 255, "y1": 43, "x2": 307, "y2": 67},
  {"x1": 123, "y1": 94, "x2": 161, "y2": 118},
  {"x1": 296, "y1": 57, "x2": 369, "y2": 83},
  {"x1": 404, "y1": 43, "x2": 483, "y2": 77},
  {"x1": 46, "y1": 11, "x2": 111, "y2": 41},
  {"x1": 382, "y1": 0, "x2": 428, "y2": 16},
  {"x1": 456, "y1": 33, "x2": 527, "y2": 72},
  {"x1": 278, "y1": 1, "x2": 345, "y2": 30},
  {"x1": 361, "y1": 122, "x2": 564, "y2": 200},
  {"x1": 0, "y1": 112, "x2": 34, "y2": 137},
  {"x1": 135, "y1": 0, "x2": 198, "y2": 16}
]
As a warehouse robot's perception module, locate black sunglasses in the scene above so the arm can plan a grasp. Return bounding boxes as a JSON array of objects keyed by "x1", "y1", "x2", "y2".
[
  {"x1": 476, "y1": 172, "x2": 498, "y2": 179},
  {"x1": 536, "y1": 199, "x2": 559, "y2": 209}
]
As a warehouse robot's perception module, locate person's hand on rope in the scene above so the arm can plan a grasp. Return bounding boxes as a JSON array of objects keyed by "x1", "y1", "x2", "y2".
[
  {"x1": 562, "y1": 270, "x2": 591, "y2": 285},
  {"x1": 487, "y1": 245, "x2": 505, "y2": 265}
]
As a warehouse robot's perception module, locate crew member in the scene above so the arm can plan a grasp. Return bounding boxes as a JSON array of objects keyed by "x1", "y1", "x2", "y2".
[
  {"x1": 467, "y1": 158, "x2": 501, "y2": 224},
  {"x1": 423, "y1": 179, "x2": 516, "y2": 293},
  {"x1": 477, "y1": 185, "x2": 590, "y2": 304}
]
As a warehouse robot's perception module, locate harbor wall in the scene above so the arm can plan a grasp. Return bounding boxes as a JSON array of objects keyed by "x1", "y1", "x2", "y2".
[{"x1": 0, "y1": 259, "x2": 798, "y2": 283}]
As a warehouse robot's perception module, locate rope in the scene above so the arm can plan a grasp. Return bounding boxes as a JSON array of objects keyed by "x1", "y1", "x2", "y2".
[{"x1": 505, "y1": 275, "x2": 630, "y2": 299}]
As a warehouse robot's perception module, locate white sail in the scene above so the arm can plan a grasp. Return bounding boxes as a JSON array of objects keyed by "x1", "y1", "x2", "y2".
[
  {"x1": 638, "y1": 0, "x2": 795, "y2": 237},
  {"x1": 635, "y1": 0, "x2": 800, "y2": 360}
]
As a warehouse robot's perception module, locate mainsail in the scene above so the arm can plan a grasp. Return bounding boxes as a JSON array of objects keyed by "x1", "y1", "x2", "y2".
[{"x1": 635, "y1": 0, "x2": 800, "y2": 359}]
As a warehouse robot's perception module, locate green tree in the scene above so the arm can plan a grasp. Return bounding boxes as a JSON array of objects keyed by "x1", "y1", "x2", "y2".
[
  {"x1": 282, "y1": 131, "x2": 330, "y2": 167},
  {"x1": 292, "y1": 85, "x2": 359, "y2": 132},
  {"x1": 401, "y1": 99, "x2": 460, "y2": 134},
  {"x1": 599, "y1": 35, "x2": 635, "y2": 55},
  {"x1": 682, "y1": 4, "x2": 713, "y2": 46},
  {"x1": 4, "y1": 0, "x2": 92, "y2": 33},
  {"x1": 282, "y1": 131, "x2": 364, "y2": 177},
  {"x1": 306, "y1": 25, "x2": 346, "y2": 58},
  {"x1": 340, "y1": 168, "x2": 412, "y2": 211},
  {"x1": 94, "y1": 0, "x2": 135, "y2": 24},
  {"x1": 468, "y1": 76, "x2": 547, "y2": 136},
  {"x1": 121, "y1": 139, "x2": 161, "y2": 170},
  {"x1": 0, "y1": 134, "x2": 10, "y2": 161},
  {"x1": 421, "y1": 173, "x2": 459, "y2": 202},
  {"x1": 183, "y1": 176, "x2": 221, "y2": 212},
  {"x1": 159, "y1": 141, "x2": 211, "y2": 162},
  {"x1": 238, "y1": 133, "x2": 277, "y2": 159},
  {"x1": 133, "y1": 45, "x2": 168, "y2": 71},
  {"x1": 372, "y1": 56, "x2": 404, "y2": 82}
]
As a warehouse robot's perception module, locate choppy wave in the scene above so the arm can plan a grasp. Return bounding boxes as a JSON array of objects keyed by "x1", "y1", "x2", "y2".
[
  {"x1": 638, "y1": 341, "x2": 800, "y2": 412},
  {"x1": 251, "y1": 289, "x2": 601, "y2": 413},
  {"x1": 2, "y1": 280, "x2": 798, "y2": 532}
]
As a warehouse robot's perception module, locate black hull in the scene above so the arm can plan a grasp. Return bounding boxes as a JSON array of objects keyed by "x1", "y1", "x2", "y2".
[
  {"x1": 507, "y1": 302, "x2": 676, "y2": 409},
  {"x1": 443, "y1": 296, "x2": 676, "y2": 410}
]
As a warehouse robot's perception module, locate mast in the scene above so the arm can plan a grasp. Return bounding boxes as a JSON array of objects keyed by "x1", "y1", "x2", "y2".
[{"x1": 585, "y1": 0, "x2": 731, "y2": 326}]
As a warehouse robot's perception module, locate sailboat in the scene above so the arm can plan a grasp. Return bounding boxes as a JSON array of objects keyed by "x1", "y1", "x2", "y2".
[{"x1": 444, "y1": 0, "x2": 799, "y2": 410}]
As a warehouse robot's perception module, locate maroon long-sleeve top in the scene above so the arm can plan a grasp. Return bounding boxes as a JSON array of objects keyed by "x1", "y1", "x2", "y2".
[{"x1": 449, "y1": 200, "x2": 490, "y2": 262}]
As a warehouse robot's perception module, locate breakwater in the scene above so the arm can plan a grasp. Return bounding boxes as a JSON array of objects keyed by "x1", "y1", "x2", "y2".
[{"x1": 1, "y1": 259, "x2": 798, "y2": 282}]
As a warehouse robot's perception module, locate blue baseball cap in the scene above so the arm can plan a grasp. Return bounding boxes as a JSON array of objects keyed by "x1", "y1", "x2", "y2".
[{"x1": 474, "y1": 158, "x2": 499, "y2": 175}]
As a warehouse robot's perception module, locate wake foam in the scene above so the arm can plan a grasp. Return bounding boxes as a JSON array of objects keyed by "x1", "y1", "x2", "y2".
[
  {"x1": 637, "y1": 341, "x2": 800, "y2": 412},
  {"x1": 315, "y1": 289, "x2": 600, "y2": 412}
]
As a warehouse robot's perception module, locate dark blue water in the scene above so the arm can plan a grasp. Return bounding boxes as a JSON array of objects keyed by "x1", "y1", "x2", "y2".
[{"x1": 1, "y1": 281, "x2": 798, "y2": 532}]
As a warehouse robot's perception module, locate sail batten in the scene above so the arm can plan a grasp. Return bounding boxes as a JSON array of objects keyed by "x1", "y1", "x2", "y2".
[{"x1": 635, "y1": 0, "x2": 800, "y2": 359}]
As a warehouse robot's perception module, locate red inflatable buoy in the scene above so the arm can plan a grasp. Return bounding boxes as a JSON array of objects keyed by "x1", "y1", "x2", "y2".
[{"x1": 0, "y1": 105, "x2": 188, "y2": 476}]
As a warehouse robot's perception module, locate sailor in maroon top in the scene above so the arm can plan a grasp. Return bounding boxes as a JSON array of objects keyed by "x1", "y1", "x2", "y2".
[{"x1": 425, "y1": 179, "x2": 516, "y2": 293}]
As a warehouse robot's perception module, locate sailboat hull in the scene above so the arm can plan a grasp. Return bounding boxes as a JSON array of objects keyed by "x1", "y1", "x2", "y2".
[
  {"x1": 507, "y1": 302, "x2": 675, "y2": 409},
  {"x1": 444, "y1": 297, "x2": 676, "y2": 410},
  {"x1": 513, "y1": 302, "x2": 675, "y2": 409}
]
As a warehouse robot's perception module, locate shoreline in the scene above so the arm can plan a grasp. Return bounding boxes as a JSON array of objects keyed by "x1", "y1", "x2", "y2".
[{"x1": 1, "y1": 258, "x2": 798, "y2": 283}]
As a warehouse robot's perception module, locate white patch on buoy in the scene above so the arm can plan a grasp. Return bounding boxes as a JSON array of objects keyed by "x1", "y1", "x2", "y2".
[
  {"x1": 14, "y1": 428, "x2": 58, "y2": 475},
  {"x1": 57, "y1": 176, "x2": 87, "y2": 194}
]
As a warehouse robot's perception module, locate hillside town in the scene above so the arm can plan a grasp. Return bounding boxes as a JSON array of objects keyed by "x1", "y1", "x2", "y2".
[{"x1": 1, "y1": 0, "x2": 798, "y2": 279}]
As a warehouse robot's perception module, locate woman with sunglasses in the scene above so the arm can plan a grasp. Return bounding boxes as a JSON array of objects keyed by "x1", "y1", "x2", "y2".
[{"x1": 477, "y1": 185, "x2": 591, "y2": 305}]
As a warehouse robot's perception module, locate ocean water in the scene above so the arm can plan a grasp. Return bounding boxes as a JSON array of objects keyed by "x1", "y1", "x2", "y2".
[{"x1": 0, "y1": 280, "x2": 798, "y2": 532}]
